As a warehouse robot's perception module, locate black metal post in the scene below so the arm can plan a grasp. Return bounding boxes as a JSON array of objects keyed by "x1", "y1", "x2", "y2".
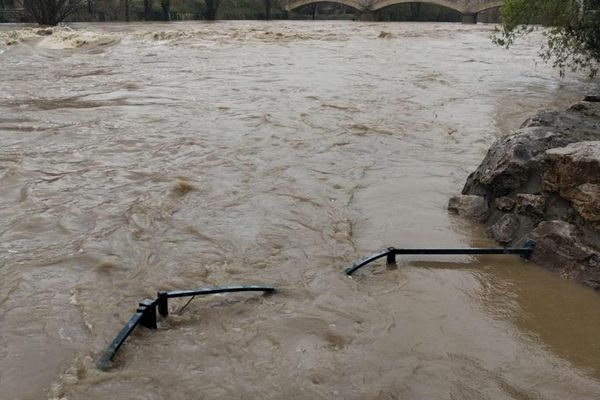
[
  {"x1": 157, "y1": 291, "x2": 169, "y2": 317},
  {"x1": 138, "y1": 299, "x2": 157, "y2": 329},
  {"x1": 520, "y1": 239, "x2": 536, "y2": 258},
  {"x1": 386, "y1": 247, "x2": 396, "y2": 265}
]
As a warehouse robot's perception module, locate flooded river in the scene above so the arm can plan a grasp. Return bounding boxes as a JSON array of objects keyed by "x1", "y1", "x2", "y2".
[{"x1": 1, "y1": 21, "x2": 600, "y2": 400}]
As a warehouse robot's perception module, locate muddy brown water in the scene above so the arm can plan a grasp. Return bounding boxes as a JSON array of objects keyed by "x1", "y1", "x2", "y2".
[{"x1": 1, "y1": 21, "x2": 600, "y2": 400}]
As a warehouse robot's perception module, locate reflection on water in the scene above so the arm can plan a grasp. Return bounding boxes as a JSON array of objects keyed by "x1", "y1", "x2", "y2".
[{"x1": 1, "y1": 21, "x2": 599, "y2": 400}]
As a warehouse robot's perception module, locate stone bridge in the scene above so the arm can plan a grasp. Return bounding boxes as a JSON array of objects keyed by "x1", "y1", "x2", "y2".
[{"x1": 283, "y1": 0, "x2": 505, "y2": 21}]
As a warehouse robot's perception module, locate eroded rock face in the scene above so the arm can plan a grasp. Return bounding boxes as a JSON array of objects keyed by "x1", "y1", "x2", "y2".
[
  {"x1": 487, "y1": 213, "x2": 520, "y2": 244},
  {"x1": 463, "y1": 101, "x2": 600, "y2": 197},
  {"x1": 564, "y1": 184, "x2": 600, "y2": 226},
  {"x1": 494, "y1": 196, "x2": 515, "y2": 212},
  {"x1": 545, "y1": 141, "x2": 600, "y2": 228},
  {"x1": 530, "y1": 221, "x2": 600, "y2": 290},
  {"x1": 545, "y1": 141, "x2": 600, "y2": 190},
  {"x1": 461, "y1": 128, "x2": 539, "y2": 196},
  {"x1": 452, "y1": 96, "x2": 600, "y2": 290},
  {"x1": 515, "y1": 194, "x2": 545, "y2": 217},
  {"x1": 448, "y1": 195, "x2": 488, "y2": 222}
]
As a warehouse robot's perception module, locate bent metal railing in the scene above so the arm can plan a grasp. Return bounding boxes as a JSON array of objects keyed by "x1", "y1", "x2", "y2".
[
  {"x1": 96, "y1": 241, "x2": 536, "y2": 368},
  {"x1": 96, "y1": 285, "x2": 276, "y2": 370},
  {"x1": 345, "y1": 240, "x2": 536, "y2": 276}
]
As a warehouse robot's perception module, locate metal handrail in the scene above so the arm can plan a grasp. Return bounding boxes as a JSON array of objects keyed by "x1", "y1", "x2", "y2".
[
  {"x1": 96, "y1": 285, "x2": 275, "y2": 370},
  {"x1": 345, "y1": 240, "x2": 536, "y2": 276},
  {"x1": 96, "y1": 240, "x2": 537, "y2": 369}
]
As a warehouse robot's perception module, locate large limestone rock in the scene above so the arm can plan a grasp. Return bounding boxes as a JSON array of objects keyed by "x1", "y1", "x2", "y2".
[
  {"x1": 494, "y1": 196, "x2": 515, "y2": 212},
  {"x1": 564, "y1": 184, "x2": 600, "y2": 225},
  {"x1": 530, "y1": 221, "x2": 600, "y2": 290},
  {"x1": 448, "y1": 195, "x2": 488, "y2": 222},
  {"x1": 463, "y1": 102, "x2": 600, "y2": 197},
  {"x1": 454, "y1": 96, "x2": 600, "y2": 291},
  {"x1": 545, "y1": 141, "x2": 600, "y2": 189},
  {"x1": 487, "y1": 213, "x2": 520, "y2": 244},
  {"x1": 461, "y1": 129, "x2": 538, "y2": 196},
  {"x1": 515, "y1": 194, "x2": 545, "y2": 217},
  {"x1": 545, "y1": 142, "x2": 600, "y2": 227}
]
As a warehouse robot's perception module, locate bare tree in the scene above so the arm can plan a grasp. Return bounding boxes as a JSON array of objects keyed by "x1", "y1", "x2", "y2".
[{"x1": 24, "y1": 0, "x2": 85, "y2": 25}]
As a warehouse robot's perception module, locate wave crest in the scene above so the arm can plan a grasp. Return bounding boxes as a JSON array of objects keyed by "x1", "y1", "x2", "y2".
[{"x1": 1, "y1": 26, "x2": 120, "y2": 50}]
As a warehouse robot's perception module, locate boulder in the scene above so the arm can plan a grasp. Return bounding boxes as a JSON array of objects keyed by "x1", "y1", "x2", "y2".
[
  {"x1": 584, "y1": 94, "x2": 600, "y2": 102},
  {"x1": 545, "y1": 141, "x2": 600, "y2": 191},
  {"x1": 461, "y1": 129, "x2": 537, "y2": 196},
  {"x1": 455, "y1": 97, "x2": 600, "y2": 290},
  {"x1": 529, "y1": 221, "x2": 600, "y2": 289},
  {"x1": 463, "y1": 104, "x2": 600, "y2": 197},
  {"x1": 545, "y1": 141, "x2": 600, "y2": 227},
  {"x1": 448, "y1": 195, "x2": 488, "y2": 222},
  {"x1": 494, "y1": 196, "x2": 515, "y2": 212},
  {"x1": 563, "y1": 184, "x2": 600, "y2": 226},
  {"x1": 544, "y1": 193, "x2": 578, "y2": 222},
  {"x1": 515, "y1": 194, "x2": 545, "y2": 217},
  {"x1": 487, "y1": 213, "x2": 520, "y2": 244}
]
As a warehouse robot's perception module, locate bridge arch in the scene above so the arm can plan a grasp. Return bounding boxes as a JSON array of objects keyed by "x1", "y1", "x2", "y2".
[
  {"x1": 284, "y1": 0, "x2": 505, "y2": 14},
  {"x1": 371, "y1": 0, "x2": 466, "y2": 12},
  {"x1": 285, "y1": 0, "x2": 368, "y2": 11}
]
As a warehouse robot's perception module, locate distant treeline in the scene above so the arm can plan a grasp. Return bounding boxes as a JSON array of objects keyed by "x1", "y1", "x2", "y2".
[
  {"x1": 68, "y1": 0, "x2": 288, "y2": 21},
  {"x1": 0, "y1": 0, "x2": 281, "y2": 22}
]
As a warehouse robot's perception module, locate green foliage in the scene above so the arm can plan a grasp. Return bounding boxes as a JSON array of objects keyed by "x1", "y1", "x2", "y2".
[{"x1": 493, "y1": 0, "x2": 600, "y2": 77}]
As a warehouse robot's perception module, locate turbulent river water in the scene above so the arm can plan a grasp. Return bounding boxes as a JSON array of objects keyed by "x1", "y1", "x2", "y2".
[{"x1": 1, "y1": 21, "x2": 600, "y2": 400}]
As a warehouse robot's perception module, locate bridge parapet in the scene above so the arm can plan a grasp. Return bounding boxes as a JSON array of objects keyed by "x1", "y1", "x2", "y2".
[{"x1": 283, "y1": 0, "x2": 504, "y2": 14}]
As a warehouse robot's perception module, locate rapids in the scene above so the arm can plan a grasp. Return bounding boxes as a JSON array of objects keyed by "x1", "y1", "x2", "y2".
[{"x1": 1, "y1": 21, "x2": 600, "y2": 400}]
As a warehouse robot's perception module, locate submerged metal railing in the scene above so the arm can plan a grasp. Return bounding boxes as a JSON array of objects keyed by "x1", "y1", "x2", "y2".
[
  {"x1": 96, "y1": 285, "x2": 275, "y2": 370},
  {"x1": 97, "y1": 240, "x2": 537, "y2": 369},
  {"x1": 345, "y1": 240, "x2": 536, "y2": 276}
]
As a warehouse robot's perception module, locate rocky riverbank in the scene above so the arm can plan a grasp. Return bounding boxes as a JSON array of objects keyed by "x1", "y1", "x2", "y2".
[{"x1": 449, "y1": 94, "x2": 600, "y2": 291}]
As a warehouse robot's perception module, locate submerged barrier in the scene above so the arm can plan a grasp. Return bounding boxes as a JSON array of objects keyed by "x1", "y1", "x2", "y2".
[
  {"x1": 97, "y1": 241, "x2": 536, "y2": 370},
  {"x1": 96, "y1": 285, "x2": 275, "y2": 370},
  {"x1": 345, "y1": 240, "x2": 536, "y2": 276}
]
